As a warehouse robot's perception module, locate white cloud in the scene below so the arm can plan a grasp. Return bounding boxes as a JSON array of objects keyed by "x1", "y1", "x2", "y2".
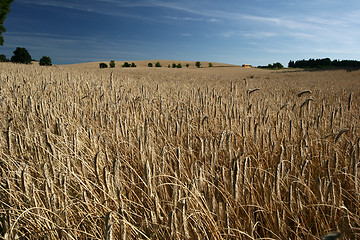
[
  {"x1": 180, "y1": 33, "x2": 192, "y2": 37},
  {"x1": 165, "y1": 16, "x2": 203, "y2": 21}
]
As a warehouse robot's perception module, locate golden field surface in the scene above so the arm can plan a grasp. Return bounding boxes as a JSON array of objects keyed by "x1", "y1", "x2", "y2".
[{"x1": 0, "y1": 62, "x2": 359, "y2": 239}]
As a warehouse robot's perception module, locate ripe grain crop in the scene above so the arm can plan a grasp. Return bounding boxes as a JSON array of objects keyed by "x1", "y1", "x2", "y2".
[{"x1": 0, "y1": 62, "x2": 359, "y2": 239}]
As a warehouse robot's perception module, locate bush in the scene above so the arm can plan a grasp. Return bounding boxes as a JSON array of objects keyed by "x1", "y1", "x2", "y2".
[
  {"x1": 155, "y1": 62, "x2": 161, "y2": 67},
  {"x1": 177, "y1": 63, "x2": 182, "y2": 68},
  {"x1": 258, "y1": 62, "x2": 284, "y2": 70},
  {"x1": 109, "y1": 60, "x2": 115, "y2": 68},
  {"x1": 122, "y1": 62, "x2": 130, "y2": 67},
  {"x1": 0, "y1": 54, "x2": 9, "y2": 62},
  {"x1": 209, "y1": 63, "x2": 213, "y2": 67},
  {"x1": 172, "y1": 63, "x2": 177, "y2": 68},
  {"x1": 39, "y1": 56, "x2": 52, "y2": 66},
  {"x1": 273, "y1": 62, "x2": 283, "y2": 69},
  {"x1": 186, "y1": 64, "x2": 189, "y2": 68},
  {"x1": 11, "y1": 47, "x2": 32, "y2": 64},
  {"x1": 99, "y1": 63, "x2": 108, "y2": 68},
  {"x1": 131, "y1": 62, "x2": 136, "y2": 67},
  {"x1": 196, "y1": 61, "x2": 201, "y2": 68},
  {"x1": 148, "y1": 63, "x2": 153, "y2": 67}
]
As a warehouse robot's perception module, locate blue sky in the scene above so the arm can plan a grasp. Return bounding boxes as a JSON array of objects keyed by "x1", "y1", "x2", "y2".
[{"x1": 1, "y1": 0, "x2": 360, "y2": 66}]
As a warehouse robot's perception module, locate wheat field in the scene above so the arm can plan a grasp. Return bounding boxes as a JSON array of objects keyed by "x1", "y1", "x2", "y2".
[{"x1": 0, "y1": 62, "x2": 359, "y2": 239}]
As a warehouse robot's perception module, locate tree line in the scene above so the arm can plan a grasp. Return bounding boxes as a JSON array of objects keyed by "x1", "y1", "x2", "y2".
[
  {"x1": 99, "y1": 61, "x2": 208, "y2": 69},
  {"x1": 257, "y1": 62, "x2": 284, "y2": 69},
  {"x1": 288, "y1": 58, "x2": 360, "y2": 69},
  {"x1": 0, "y1": 47, "x2": 52, "y2": 66}
]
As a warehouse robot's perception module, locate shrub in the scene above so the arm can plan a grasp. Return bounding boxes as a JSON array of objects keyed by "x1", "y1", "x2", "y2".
[
  {"x1": 258, "y1": 62, "x2": 284, "y2": 70},
  {"x1": 39, "y1": 56, "x2": 52, "y2": 66},
  {"x1": 11, "y1": 47, "x2": 32, "y2": 64},
  {"x1": 155, "y1": 62, "x2": 161, "y2": 67},
  {"x1": 109, "y1": 60, "x2": 115, "y2": 68},
  {"x1": 196, "y1": 61, "x2": 201, "y2": 68},
  {"x1": 186, "y1": 64, "x2": 189, "y2": 68},
  {"x1": 0, "y1": 54, "x2": 9, "y2": 62},
  {"x1": 131, "y1": 62, "x2": 136, "y2": 67},
  {"x1": 209, "y1": 63, "x2": 213, "y2": 67},
  {"x1": 172, "y1": 63, "x2": 177, "y2": 68},
  {"x1": 177, "y1": 63, "x2": 182, "y2": 68},
  {"x1": 99, "y1": 63, "x2": 108, "y2": 68},
  {"x1": 148, "y1": 63, "x2": 153, "y2": 67},
  {"x1": 122, "y1": 62, "x2": 131, "y2": 67},
  {"x1": 273, "y1": 62, "x2": 283, "y2": 69}
]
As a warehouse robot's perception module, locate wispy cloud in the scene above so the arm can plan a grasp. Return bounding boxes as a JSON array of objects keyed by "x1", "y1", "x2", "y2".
[
  {"x1": 211, "y1": 30, "x2": 278, "y2": 39},
  {"x1": 2, "y1": 31, "x2": 152, "y2": 64},
  {"x1": 180, "y1": 33, "x2": 192, "y2": 37},
  {"x1": 17, "y1": 0, "x2": 156, "y2": 20},
  {"x1": 164, "y1": 16, "x2": 220, "y2": 23},
  {"x1": 165, "y1": 16, "x2": 204, "y2": 21}
]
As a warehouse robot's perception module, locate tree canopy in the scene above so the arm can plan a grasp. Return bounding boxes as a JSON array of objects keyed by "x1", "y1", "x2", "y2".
[
  {"x1": 39, "y1": 56, "x2": 52, "y2": 66},
  {"x1": 0, "y1": 0, "x2": 14, "y2": 46},
  {"x1": 288, "y1": 58, "x2": 360, "y2": 69},
  {"x1": 11, "y1": 47, "x2": 32, "y2": 64},
  {"x1": 258, "y1": 62, "x2": 284, "y2": 69}
]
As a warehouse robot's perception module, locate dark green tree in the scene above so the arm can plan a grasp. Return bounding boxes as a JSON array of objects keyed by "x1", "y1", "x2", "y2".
[
  {"x1": 186, "y1": 64, "x2": 189, "y2": 68},
  {"x1": 39, "y1": 56, "x2": 52, "y2": 66},
  {"x1": 196, "y1": 61, "x2": 201, "y2": 68},
  {"x1": 0, "y1": 54, "x2": 9, "y2": 62},
  {"x1": 176, "y1": 63, "x2": 182, "y2": 68},
  {"x1": 11, "y1": 47, "x2": 32, "y2": 64},
  {"x1": 131, "y1": 62, "x2": 136, "y2": 67},
  {"x1": 288, "y1": 60, "x2": 295, "y2": 68},
  {"x1": 148, "y1": 63, "x2": 153, "y2": 67},
  {"x1": 155, "y1": 62, "x2": 161, "y2": 67},
  {"x1": 172, "y1": 63, "x2": 177, "y2": 68},
  {"x1": 99, "y1": 63, "x2": 108, "y2": 68},
  {"x1": 273, "y1": 62, "x2": 283, "y2": 69},
  {"x1": 109, "y1": 60, "x2": 115, "y2": 68},
  {"x1": 122, "y1": 62, "x2": 130, "y2": 67},
  {"x1": 209, "y1": 63, "x2": 213, "y2": 67},
  {"x1": 0, "y1": 0, "x2": 14, "y2": 45}
]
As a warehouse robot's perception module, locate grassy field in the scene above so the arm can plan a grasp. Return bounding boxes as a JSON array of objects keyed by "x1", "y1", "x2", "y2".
[{"x1": 0, "y1": 62, "x2": 359, "y2": 239}]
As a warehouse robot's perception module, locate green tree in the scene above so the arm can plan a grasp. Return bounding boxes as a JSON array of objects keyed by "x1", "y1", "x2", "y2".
[
  {"x1": 0, "y1": 54, "x2": 9, "y2": 62},
  {"x1": 99, "y1": 63, "x2": 108, "y2": 68},
  {"x1": 148, "y1": 63, "x2": 153, "y2": 67},
  {"x1": 0, "y1": 0, "x2": 14, "y2": 46},
  {"x1": 196, "y1": 61, "x2": 201, "y2": 68},
  {"x1": 273, "y1": 62, "x2": 283, "y2": 69},
  {"x1": 177, "y1": 63, "x2": 182, "y2": 68},
  {"x1": 122, "y1": 62, "x2": 130, "y2": 67},
  {"x1": 172, "y1": 63, "x2": 177, "y2": 68},
  {"x1": 186, "y1": 63, "x2": 189, "y2": 68},
  {"x1": 11, "y1": 47, "x2": 32, "y2": 64},
  {"x1": 39, "y1": 56, "x2": 52, "y2": 66},
  {"x1": 131, "y1": 62, "x2": 136, "y2": 67},
  {"x1": 209, "y1": 63, "x2": 213, "y2": 67},
  {"x1": 288, "y1": 60, "x2": 295, "y2": 68},
  {"x1": 155, "y1": 62, "x2": 161, "y2": 67},
  {"x1": 109, "y1": 60, "x2": 115, "y2": 68}
]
